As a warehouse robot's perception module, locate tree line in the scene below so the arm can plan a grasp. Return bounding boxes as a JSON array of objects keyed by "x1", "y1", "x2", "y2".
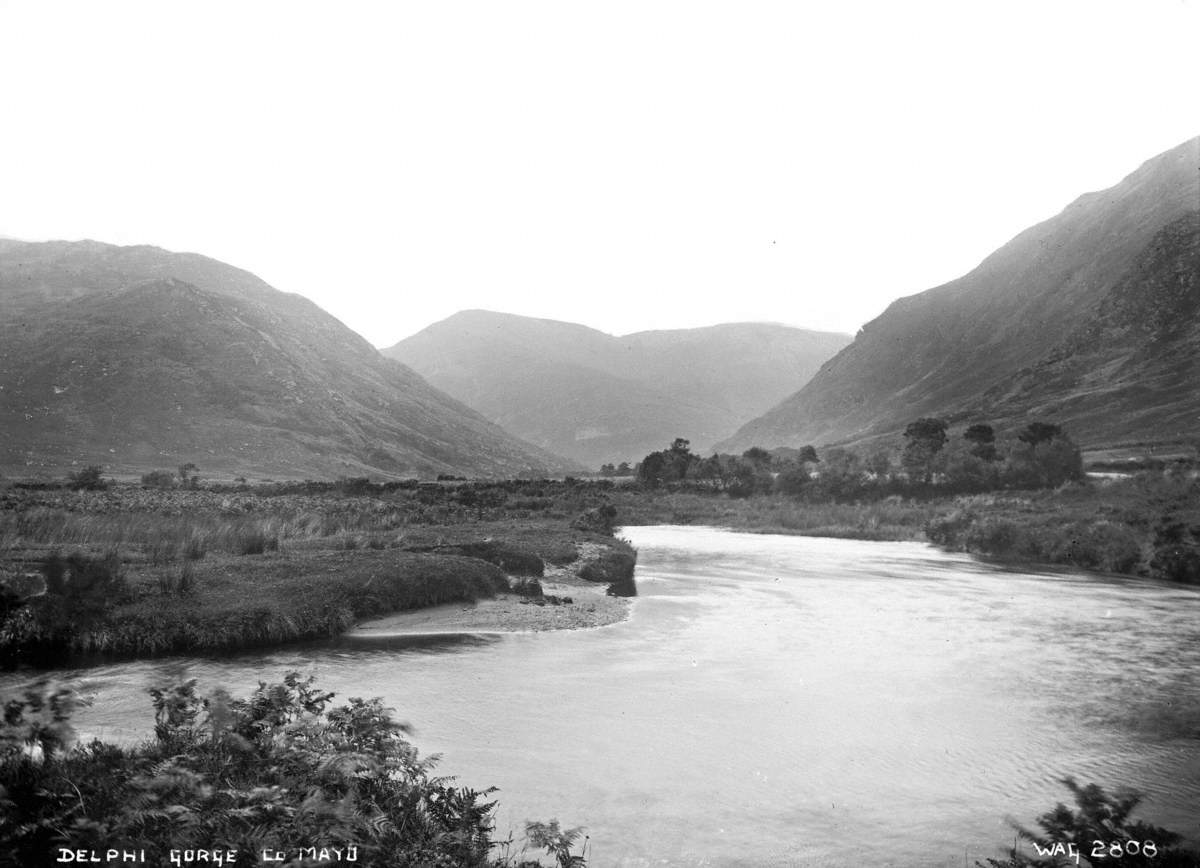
[{"x1": 633, "y1": 419, "x2": 1085, "y2": 498}]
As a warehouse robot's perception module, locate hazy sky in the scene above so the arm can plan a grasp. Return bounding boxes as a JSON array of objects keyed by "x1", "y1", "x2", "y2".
[{"x1": 2, "y1": 1, "x2": 1197, "y2": 346}]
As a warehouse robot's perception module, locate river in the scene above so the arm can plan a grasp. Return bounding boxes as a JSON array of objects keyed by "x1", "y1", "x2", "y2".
[{"x1": 5, "y1": 526, "x2": 1200, "y2": 866}]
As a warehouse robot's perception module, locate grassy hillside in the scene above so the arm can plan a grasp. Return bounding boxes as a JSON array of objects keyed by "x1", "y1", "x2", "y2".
[
  {"x1": 0, "y1": 242, "x2": 573, "y2": 480},
  {"x1": 719, "y1": 136, "x2": 1200, "y2": 453}
]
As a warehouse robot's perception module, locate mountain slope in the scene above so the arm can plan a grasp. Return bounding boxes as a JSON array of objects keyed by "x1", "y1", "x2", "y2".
[
  {"x1": 384, "y1": 310, "x2": 850, "y2": 465},
  {"x1": 0, "y1": 241, "x2": 572, "y2": 479},
  {"x1": 719, "y1": 136, "x2": 1200, "y2": 452},
  {"x1": 970, "y1": 210, "x2": 1199, "y2": 441}
]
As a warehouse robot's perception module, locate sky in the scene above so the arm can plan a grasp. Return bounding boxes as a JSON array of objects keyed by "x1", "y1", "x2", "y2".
[{"x1": 1, "y1": 0, "x2": 1197, "y2": 347}]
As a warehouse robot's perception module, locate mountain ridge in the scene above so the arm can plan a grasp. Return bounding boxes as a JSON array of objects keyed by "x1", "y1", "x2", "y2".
[
  {"x1": 384, "y1": 311, "x2": 851, "y2": 465},
  {"x1": 718, "y1": 135, "x2": 1200, "y2": 453},
  {"x1": 0, "y1": 241, "x2": 575, "y2": 479}
]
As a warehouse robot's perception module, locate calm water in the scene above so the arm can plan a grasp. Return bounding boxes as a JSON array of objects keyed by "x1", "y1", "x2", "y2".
[{"x1": 6, "y1": 526, "x2": 1200, "y2": 866}]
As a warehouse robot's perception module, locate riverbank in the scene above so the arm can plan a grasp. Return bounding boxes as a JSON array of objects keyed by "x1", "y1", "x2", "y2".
[
  {"x1": 3, "y1": 470, "x2": 1197, "y2": 668},
  {"x1": 348, "y1": 547, "x2": 630, "y2": 636},
  {"x1": 605, "y1": 471, "x2": 1200, "y2": 583},
  {"x1": 0, "y1": 483, "x2": 638, "y2": 666}
]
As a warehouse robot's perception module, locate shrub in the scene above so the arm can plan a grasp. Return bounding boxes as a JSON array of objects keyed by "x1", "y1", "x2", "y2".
[
  {"x1": 925, "y1": 509, "x2": 978, "y2": 548},
  {"x1": 570, "y1": 504, "x2": 618, "y2": 535},
  {"x1": 512, "y1": 577, "x2": 544, "y2": 599},
  {"x1": 68, "y1": 465, "x2": 107, "y2": 491},
  {"x1": 978, "y1": 777, "x2": 1199, "y2": 867},
  {"x1": 1150, "y1": 545, "x2": 1200, "y2": 584},
  {"x1": 1052, "y1": 522, "x2": 1144, "y2": 574},
  {"x1": 524, "y1": 820, "x2": 589, "y2": 868},
  {"x1": 0, "y1": 673, "x2": 518, "y2": 867},
  {"x1": 964, "y1": 517, "x2": 1027, "y2": 559},
  {"x1": 41, "y1": 550, "x2": 126, "y2": 601},
  {"x1": 140, "y1": 469, "x2": 177, "y2": 489}
]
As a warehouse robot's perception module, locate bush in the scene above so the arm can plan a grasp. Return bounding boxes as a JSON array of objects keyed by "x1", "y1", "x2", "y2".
[
  {"x1": 0, "y1": 673, "x2": 524, "y2": 867},
  {"x1": 979, "y1": 777, "x2": 1199, "y2": 867},
  {"x1": 140, "y1": 469, "x2": 177, "y2": 489},
  {"x1": 570, "y1": 504, "x2": 618, "y2": 535},
  {"x1": 964, "y1": 517, "x2": 1027, "y2": 559},
  {"x1": 1150, "y1": 545, "x2": 1200, "y2": 584},
  {"x1": 41, "y1": 550, "x2": 126, "y2": 601},
  {"x1": 68, "y1": 465, "x2": 107, "y2": 491},
  {"x1": 1051, "y1": 522, "x2": 1144, "y2": 574},
  {"x1": 925, "y1": 509, "x2": 978, "y2": 548},
  {"x1": 512, "y1": 577, "x2": 544, "y2": 599}
]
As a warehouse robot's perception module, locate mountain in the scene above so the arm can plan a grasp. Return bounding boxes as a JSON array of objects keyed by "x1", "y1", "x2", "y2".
[
  {"x1": 383, "y1": 311, "x2": 850, "y2": 466},
  {"x1": 719, "y1": 136, "x2": 1200, "y2": 453},
  {"x1": 0, "y1": 240, "x2": 573, "y2": 479}
]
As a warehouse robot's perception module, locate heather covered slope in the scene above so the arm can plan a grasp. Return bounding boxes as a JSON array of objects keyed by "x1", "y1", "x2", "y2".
[
  {"x1": 719, "y1": 136, "x2": 1200, "y2": 452},
  {"x1": 0, "y1": 241, "x2": 572, "y2": 479},
  {"x1": 969, "y1": 210, "x2": 1199, "y2": 442},
  {"x1": 384, "y1": 310, "x2": 849, "y2": 466}
]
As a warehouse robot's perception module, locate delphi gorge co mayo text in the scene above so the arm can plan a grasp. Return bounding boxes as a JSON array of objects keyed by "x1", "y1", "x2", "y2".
[{"x1": 57, "y1": 846, "x2": 359, "y2": 864}]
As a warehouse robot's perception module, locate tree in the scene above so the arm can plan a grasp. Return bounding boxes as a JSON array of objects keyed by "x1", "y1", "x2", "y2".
[
  {"x1": 936, "y1": 440, "x2": 999, "y2": 493},
  {"x1": 637, "y1": 439, "x2": 699, "y2": 487},
  {"x1": 742, "y1": 447, "x2": 772, "y2": 468},
  {"x1": 902, "y1": 417, "x2": 948, "y2": 484},
  {"x1": 773, "y1": 462, "x2": 810, "y2": 496},
  {"x1": 1002, "y1": 426, "x2": 1084, "y2": 489},
  {"x1": 636, "y1": 451, "x2": 669, "y2": 486},
  {"x1": 964, "y1": 423, "x2": 998, "y2": 461},
  {"x1": 809, "y1": 447, "x2": 864, "y2": 500},
  {"x1": 865, "y1": 449, "x2": 892, "y2": 479},
  {"x1": 797, "y1": 445, "x2": 819, "y2": 464},
  {"x1": 1018, "y1": 421, "x2": 1063, "y2": 447}
]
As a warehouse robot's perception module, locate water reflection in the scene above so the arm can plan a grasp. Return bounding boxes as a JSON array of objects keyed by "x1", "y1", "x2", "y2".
[{"x1": 334, "y1": 632, "x2": 502, "y2": 652}]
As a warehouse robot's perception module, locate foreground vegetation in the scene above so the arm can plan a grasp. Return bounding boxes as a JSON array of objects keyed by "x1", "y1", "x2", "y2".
[
  {"x1": 1, "y1": 673, "x2": 588, "y2": 867},
  {"x1": 978, "y1": 778, "x2": 1200, "y2": 867}
]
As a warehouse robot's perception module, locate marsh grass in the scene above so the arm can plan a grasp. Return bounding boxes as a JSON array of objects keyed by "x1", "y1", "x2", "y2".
[
  {"x1": 11, "y1": 551, "x2": 511, "y2": 660},
  {"x1": 0, "y1": 485, "x2": 629, "y2": 664}
]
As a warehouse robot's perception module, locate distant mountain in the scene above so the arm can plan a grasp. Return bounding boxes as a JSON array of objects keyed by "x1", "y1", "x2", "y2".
[
  {"x1": 719, "y1": 136, "x2": 1200, "y2": 453},
  {"x1": 0, "y1": 241, "x2": 573, "y2": 479},
  {"x1": 384, "y1": 311, "x2": 850, "y2": 466}
]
